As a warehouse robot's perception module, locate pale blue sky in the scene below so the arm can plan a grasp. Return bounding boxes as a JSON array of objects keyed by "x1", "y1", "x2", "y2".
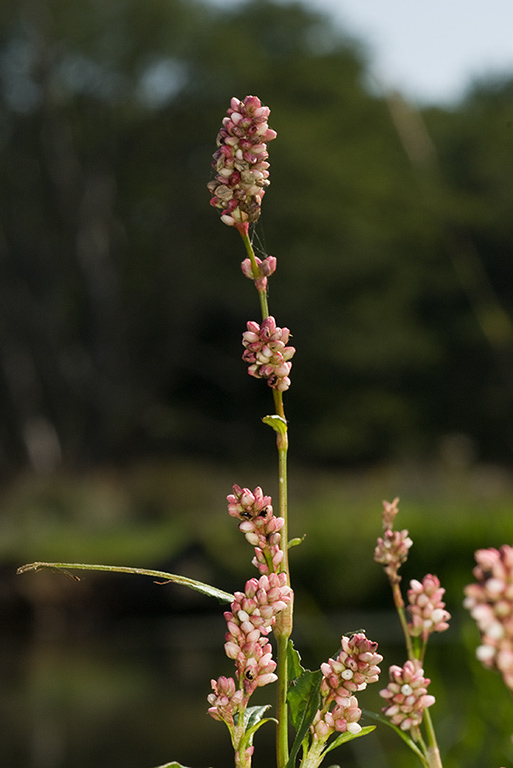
[{"x1": 209, "y1": 0, "x2": 513, "y2": 104}]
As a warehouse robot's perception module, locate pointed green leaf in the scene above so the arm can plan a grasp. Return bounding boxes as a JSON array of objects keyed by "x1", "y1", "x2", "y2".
[
  {"x1": 323, "y1": 725, "x2": 375, "y2": 755},
  {"x1": 287, "y1": 668, "x2": 322, "y2": 730},
  {"x1": 244, "y1": 704, "x2": 272, "y2": 731},
  {"x1": 17, "y1": 562, "x2": 234, "y2": 603},
  {"x1": 286, "y1": 668, "x2": 323, "y2": 768}
]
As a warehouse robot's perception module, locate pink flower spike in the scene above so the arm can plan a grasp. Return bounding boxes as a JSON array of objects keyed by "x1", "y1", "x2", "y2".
[
  {"x1": 380, "y1": 660, "x2": 435, "y2": 731},
  {"x1": 207, "y1": 676, "x2": 243, "y2": 725},
  {"x1": 216, "y1": 573, "x2": 292, "y2": 706},
  {"x1": 320, "y1": 633, "x2": 383, "y2": 699},
  {"x1": 407, "y1": 574, "x2": 451, "y2": 638},
  {"x1": 208, "y1": 96, "x2": 277, "y2": 227},
  {"x1": 241, "y1": 317, "x2": 295, "y2": 391}
]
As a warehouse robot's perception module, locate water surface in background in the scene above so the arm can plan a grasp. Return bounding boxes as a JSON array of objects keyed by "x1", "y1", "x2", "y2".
[
  {"x1": 4, "y1": 606, "x2": 407, "y2": 768},
  {"x1": 5, "y1": 612, "x2": 245, "y2": 768}
]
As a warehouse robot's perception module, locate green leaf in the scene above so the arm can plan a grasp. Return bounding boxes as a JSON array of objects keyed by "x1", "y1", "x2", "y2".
[
  {"x1": 286, "y1": 668, "x2": 323, "y2": 768},
  {"x1": 323, "y1": 725, "x2": 375, "y2": 755},
  {"x1": 287, "y1": 639, "x2": 305, "y2": 682},
  {"x1": 262, "y1": 414, "x2": 288, "y2": 435},
  {"x1": 244, "y1": 704, "x2": 272, "y2": 731},
  {"x1": 363, "y1": 710, "x2": 429, "y2": 766},
  {"x1": 287, "y1": 668, "x2": 322, "y2": 730},
  {"x1": 17, "y1": 562, "x2": 234, "y2": 604},
  {"x1": 237, "y1": 706, "x2": 276, "y2": 754}
]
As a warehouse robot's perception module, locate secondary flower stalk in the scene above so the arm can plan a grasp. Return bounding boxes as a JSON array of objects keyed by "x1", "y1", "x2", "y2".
[
  {"x1": 375, "y1": 500, "x2": 448, "y2": 767},
  {"x1": 300, "y1": 633, "x2": 382, "y2": 768},
  {"x1": 374, "y1": 498, "x2": 414, "y2": 657}
]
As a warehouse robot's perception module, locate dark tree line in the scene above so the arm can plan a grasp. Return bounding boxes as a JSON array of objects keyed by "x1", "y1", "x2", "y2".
[{"x1": 1, "y1": 0, "x2": 513, "y2": 473}]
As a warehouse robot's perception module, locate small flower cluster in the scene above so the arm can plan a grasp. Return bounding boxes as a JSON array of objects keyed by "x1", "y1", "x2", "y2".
[
  {"x1": 227, "y1": 484, "x2": 272, "y2": 519},
  {"x1": 208, "y1": 573, "x2": 292, "y2": 725},
  {"x1": 408, "y1": 574, "x2": 451, "y2": 639},
  {"x1": 464, "y1": 545, "x2": 513, "y2": 691},
  {"x1": 242, "y1": 316, "x2": 295, "y2": 392},
  {"x1": 227, "y1": 484, "x2": 284, "y2": 574},
  {"x1": 311, "y1": 696, "x2": 362, "y2": 740},
  {"x1": 207, "y1": 676, "x2": 243, "y2": 727},
  {"x1": 312, "y1": 633, "x2": 382, "y2": 740},
  {"x1": 374, "y1": 498, "x2": 413, "y2": 584},
  {"x1": 380, "y1": 659, "x2": 435, "y2": 731},
  {"x1": 321, "y1": 633, "x2": 383, "y2": 698},
  {"x1": 241, "y1": 255, "x2": 277, "y2": 292},
  {"x1": 224, "y1": 573, "x2": 291, "y2": 692},
  {"x1": 208, "y1": 95, "x2": 277, "y2": 229}
]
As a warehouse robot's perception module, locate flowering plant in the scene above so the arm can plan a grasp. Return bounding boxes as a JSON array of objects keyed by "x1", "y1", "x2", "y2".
[{"x1": 17, "y1": 95, "x2": 512, "y2": 768}]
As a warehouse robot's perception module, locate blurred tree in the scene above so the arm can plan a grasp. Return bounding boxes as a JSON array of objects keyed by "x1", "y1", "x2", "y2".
[
  {"x1": 422, "y1": 77, "x2": 513, "y2": 461},
  {"x1": 1, "y1": 0, "x2": 513, "y2": 473}
]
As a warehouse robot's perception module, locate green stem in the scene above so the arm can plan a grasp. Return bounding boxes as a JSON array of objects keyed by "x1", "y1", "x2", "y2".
[
  {"x1": 273, "y1": 392, "x2": 292, "y2": 768},
  {"x1": 274, "y1": 391, "x2": 289, "y2": 572},
  {"x1": 423, "y1": 709, "x2": 443, "y2": 768},
  {"x1": 238, "y1": 227, "x2": 292, "y2": 768},
  {"x1": 276, "y1": 632, "x2": 290, "y2": 768},
  {"x1": 392, "y1": 581, "x2": 415, "y2": 660}
]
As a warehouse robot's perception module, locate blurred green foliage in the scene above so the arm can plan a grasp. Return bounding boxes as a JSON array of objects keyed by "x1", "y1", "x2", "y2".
[
  {"x1": 3, "y1": 0, "x2": 513, "y2": 766},
  {"x1": 1, "y1": 0, "x2": 513, "y2": 473}
]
